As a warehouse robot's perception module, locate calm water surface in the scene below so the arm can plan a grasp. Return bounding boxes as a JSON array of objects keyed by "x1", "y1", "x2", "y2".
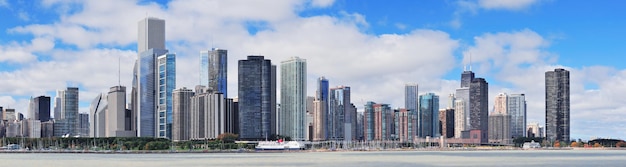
[{"x1": 2, "y1": 150, "x2": 624, "y2": 167}]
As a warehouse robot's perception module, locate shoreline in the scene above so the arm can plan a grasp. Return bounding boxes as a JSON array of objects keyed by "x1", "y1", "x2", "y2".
[{"x1": 1, "y1": 147, "x2": 621, "y2": 154}]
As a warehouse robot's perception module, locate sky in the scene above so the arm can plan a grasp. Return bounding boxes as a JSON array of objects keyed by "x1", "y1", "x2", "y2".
[{"x1": 1, "y1": 0, "x2": 625, "y2": 140}]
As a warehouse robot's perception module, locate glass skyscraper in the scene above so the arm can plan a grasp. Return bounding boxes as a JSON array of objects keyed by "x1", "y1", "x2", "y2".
[
  {"x1": 508, "y1": 94, "x2": 526, "y2": 138},
  {"x1": 418, "y1": 93, "x2": 439, "y2": 138},
  {"x1": 157, "y1": 53, "x2": 176, "y2": 139},
  {"x1": 135, "y1": 17, "x2": 167, "y2": 138},
  {"x1": 279, "y1": 57, "x2": 307, "y2": 141},
  {"x1": 404, "y1": 84, "x2": 418, "y2": 112},
  {"x1": 200, "y1": 48, "x2": 228, "y2": 97},
  {"x1": 316, "y1": 77, "x2": 329, "y2": 140},
  {"x1": 329, "y1": 86, "x2": 351, "y2": 140},
  {"x1": 238, "y1": 56, "x2": 275, "y2": 140},
  {"x1": 545, "y1": 68, "x2": 570, "y2": 142}
]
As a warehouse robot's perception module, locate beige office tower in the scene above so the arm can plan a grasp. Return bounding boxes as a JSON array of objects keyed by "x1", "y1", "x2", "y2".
[
  {"x1": 454, "y1": 99, "x2": 466, "y2": 138},
  {"x1": 493, "y1": 93, "x2": 508, "y2": 114},
  {"x1": 108, "y1": 86, "x2": 135, "y2": 137},
  {"x1": 172, "y1": 87, "x2": 194, "y2": 141},
  {"x1": 313, "y1": 99, "x2": 326, "y2": 141},
  {"x1": 138, "y1": 17, "x2": 165, "y2": 53}
]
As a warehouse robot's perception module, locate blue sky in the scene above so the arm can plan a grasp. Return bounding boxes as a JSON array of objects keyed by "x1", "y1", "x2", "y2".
[{"x1": 1, "y1": 0, "x2": 626, "y2": 140}]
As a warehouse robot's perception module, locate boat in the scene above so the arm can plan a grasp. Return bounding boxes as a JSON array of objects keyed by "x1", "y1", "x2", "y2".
[{"x1": 255, "y1": 139, "x2": 304, "y2": 150}]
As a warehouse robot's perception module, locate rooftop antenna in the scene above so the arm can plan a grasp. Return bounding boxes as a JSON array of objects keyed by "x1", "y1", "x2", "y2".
[
  {"x1": 469, "y1": 52, "x2": 473, "y2": 71},
  {"x1": 118, "y1": 54, "x2": 121, "y2": 86}
]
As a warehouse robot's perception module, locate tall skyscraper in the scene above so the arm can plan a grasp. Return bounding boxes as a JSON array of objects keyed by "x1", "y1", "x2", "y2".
[
  {"x1": 138, "y1": 17, "x2": 165, "y2": 53},
  {"x1": 316, "y1": 77, "x2": 329, "y2": 140},
  {"x1": 461, "y1": 71, "x2": 475, "y2": 88},
  {"x1": 200, "y1": 48, "x2": 228, "y2": 97},
  {"x1": 172, "y1": 87, "x2": 194, "y2": 141},
  {"x1": 53, "y1": 90, "x2": 64, "y2": 120},
  {"x1": 364, "y1": 102, "x2": 375, "y2": 141},
  {"x1": 405, "y1": 83, "x2": 419, "y2": 112},
  {"x1": 156, "y1": 53, "x2": 176, "y2": 139},
  {"x1": 135, "y1": 17, "x2": 168, "y2": 138},
  {"x1": 469, "y1": 78, "x2": 488, "y2": 143},
  {"x1": 60, "y1": 87, "x2": 80, "y2": 136},
  {"x1": 79, "y1": 113, "x2": 90, "y2": 137},
  {"x1": 238, "y1": 56, "x2": 276, "y2": 140},
  {"x1": 312, "y1": 98, "x2": 326, "y2": 141},
  {"x1": 545, "y1": 68, "x2": 570, "y2": 142},
  {"x1": 418, "y1": 93, "x2": 439, "y2": 138},
  {"x1": 279, "y1": 57, "x2": 307, "y2": 141},
  {"x1": 373, "y1": 103, "x2": 393, "y2": 140},
  {"x1": 508, "y1": 94, "x2": 526, "y2": 138},
  {"x1": 329, "y1": 86, "x2": 351, "y2": 140},
  {"x1": 90, "y1": 93, "x2": 107, "y2": 137}
]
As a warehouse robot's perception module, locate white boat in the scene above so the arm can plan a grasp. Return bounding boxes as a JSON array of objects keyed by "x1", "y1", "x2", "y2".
[
  {"x1": 523, "y1": 141, "x2": 541, "y2": 149},
  {"x1": 256, "y1": 140, "x2": 304, "y2": 150}
]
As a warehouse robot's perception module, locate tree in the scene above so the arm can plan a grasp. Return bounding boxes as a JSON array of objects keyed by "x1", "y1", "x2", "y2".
[
  {"x1": 554, "y1": 141, "x2": 561, "y2": 147},
  {"x1": 570, "y1": 142, "x2": 578, "y2": 148},
  {"x1": 217, "y1": 133, "x2": 239, "y2": 143},
  {"x1": 617, "y1": 141, "x2": 626, "y2": 147},
  {"x1": 594, "y1": 143, "x2": 602, "y2": 148}
]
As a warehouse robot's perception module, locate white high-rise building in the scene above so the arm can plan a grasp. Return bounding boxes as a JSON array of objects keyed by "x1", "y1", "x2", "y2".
[
  {"x1": 138, "y1": 17, "x2": 165, "y2": 53},
  {"x1": 454, "y1": 99, "x2": 465, "y2": 138},
  {"x1": 279, "y1": 57, "x2": 307, "y2": 141}
]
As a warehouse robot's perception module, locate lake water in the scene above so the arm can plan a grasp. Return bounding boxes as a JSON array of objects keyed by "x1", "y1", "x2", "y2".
[{"x1": 2, "y1": 150, "x2": 624, "y2": 166}]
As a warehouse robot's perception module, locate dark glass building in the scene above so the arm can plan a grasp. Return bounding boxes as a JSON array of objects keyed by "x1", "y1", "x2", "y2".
[
  {"x1": 34, "y1": 96, "x2": 51, "y2": 122},
  {"x1": 469, "y1": 78, "x2": 488, "y2": 143},
  {"x1": 545, "y1": 68, "x2": 570, "y2": 142},
  {"x1": 238, "y1": 56, "x2": 276, "y2": 140}
]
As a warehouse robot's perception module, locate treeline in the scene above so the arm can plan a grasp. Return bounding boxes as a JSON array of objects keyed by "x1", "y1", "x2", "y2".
[{"x1": 1, "y1": 133, "x2": 250, "y2": 151}]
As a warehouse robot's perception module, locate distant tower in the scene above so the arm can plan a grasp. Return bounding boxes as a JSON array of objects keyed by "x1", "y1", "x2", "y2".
[
  {"x1": 200, "y1": 48, "x2": 228, "y2": 97},
  {"x1": 545, "y1": 68, "x2": 570, "y2": 142},
  {"x1": 508, "y1": 94, "x2": 527, "y2": 138}
]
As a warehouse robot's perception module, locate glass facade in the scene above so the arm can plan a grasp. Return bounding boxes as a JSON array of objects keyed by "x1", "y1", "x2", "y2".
[
  {"x1": 329, "y1": 86, "x2": 350, "y2": 140},
  {"x1": 279, "y1": 57, "x2": 307, "y2": 141},
  {"x1": 418, "y1": 93, "x2": 439, "y2": 138},
  {"x1": 138, "y1": 48, "x2": 168, "y2": 137},
  {"x1": 63, "y1": 87, "x2": 79, "y2": 136},
  {"x1": 545, "y1": 68, "x2": 570, "y2": 142},
  {"x1": 404, "y1": 84, "x2": 418, "y2": 112},
  {"x1": 238, "y1": 56, "x2": 274, "y2": 139},
  {"x1": 508, "y1": 94, "x2": 526, "y2": 138},
  {"x1": 157, "y1": 53, "x2": 176, "y2": 139},
  {"x1": 317, "y1": 77, "x2": 329, "y2": 139},
  {"x1": 200, "y1": 48, "x2": 228, "y2": 97}
]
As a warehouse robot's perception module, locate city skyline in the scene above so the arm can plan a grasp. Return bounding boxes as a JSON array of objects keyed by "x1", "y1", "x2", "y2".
[{"x1": 0, "y1": 1, "x2": 625, "y2": 140}]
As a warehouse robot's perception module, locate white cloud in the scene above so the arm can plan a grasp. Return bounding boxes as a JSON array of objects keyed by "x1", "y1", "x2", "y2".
[
  {"x1": 478, "y1": 0, "x2": 540, "y2": 10},
  {"x1": 309, "y1": 0, "x2": 334, "y2": 8},
  {"x1": 0, "y1": 0, "x2": 7, "y2": 8},
  {"x1": 464, "y1": 29, "x2": 626, "y2": 139}
]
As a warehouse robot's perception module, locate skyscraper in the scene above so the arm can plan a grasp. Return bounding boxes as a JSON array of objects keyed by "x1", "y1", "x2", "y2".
[
  {"x1": 395, "y1": 108, "x2": 416, "y2": 142},
  {"x1": 493, "y1": 93, "x2": 508, "y2": 114},
  {"x1": 107, "y1": 86, "x2": 134, "y2": 137},
  {"x1": 200, "y1": 48, "x2": 228, "y2": 97},
  {"x1": 329, "y1": 86, "x2": 351, "y2": 140},
  {"x1": 279, "y1": 57, "x2": 307, "y2": 141},
  {"x1": 53, "y1": 90, "x2": 64, "y2": 120},
  {"x1": 31, "y1": 96, "x2": 51, "y2": 122},
  {"x1": 405, "y1": 84, "x2": 419, "y2": 112},
  {"x1": 508, "y1": 94, "x2": 526, "y2": 138},
  {"x1": 62, "y1": 87, "x2": 79, "y2": 136},
  {"x1": 316, "y1": 77, "x2": 329, "y2": 140},
  {"x1": 439, "y1": 108, "x2": 455, "y2": 138},
  {"x1": 364, "y1": 102, "x2": 375, "y2": 141},
  {"x1": 172, "y1": 87, "x2": 194, "y2": 141},
  {"x1": 238, "y1": 56, "x2": 276, "y2": 140},
  {"x1": 373, "y1": 103, "x2": 393, "y2": 140},
  {"x1": 488, "y1": 113, "x2": 511, "y2": 144},
  {"x1": 418, "y1": 93, "x2": 439, "y2": 138},
  {"x1": 90, "y1": 93, "x2": 107, "y2": 137},
  {"x1": 545, "y1": 68, "x2": 570, "y2": 142},
  {"x1": 135, "y1": 17, "x2": 168, "y2": 138},
  {"x1": 138, "y1": 17, "x2": 165, "y2": 53},
  {"x1": 157, "y1": 53, "x2": 176, "y2": 139},
  {"x1": 312, "y1": 98, "x2": 326, "y2": 141},
  {"x1": 469, "y1": 78, "x2": 488, "y2": 143},
  {"x1": 190, "y1": 86, "x2": 226, "y2": 140}
]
